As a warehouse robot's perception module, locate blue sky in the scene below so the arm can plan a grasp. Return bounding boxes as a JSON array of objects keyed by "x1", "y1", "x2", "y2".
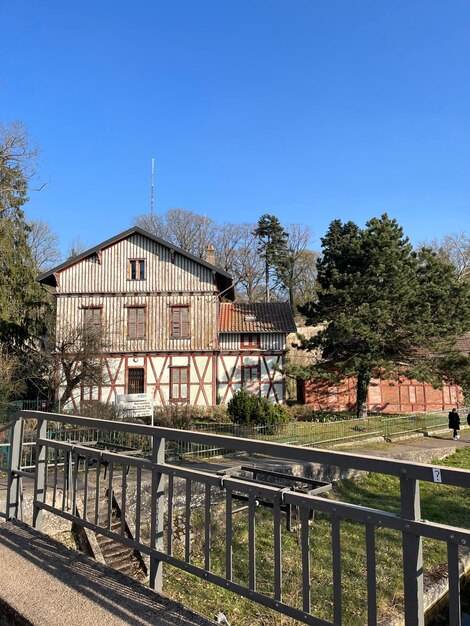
[{"x1": 1, "y1": 1, "x2": 469, "y2": 255}]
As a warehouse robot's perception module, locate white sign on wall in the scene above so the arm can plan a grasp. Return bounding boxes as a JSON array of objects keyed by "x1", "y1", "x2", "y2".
[{"x1": 115, "y1": 393, "x2": 154, "y2": 423}]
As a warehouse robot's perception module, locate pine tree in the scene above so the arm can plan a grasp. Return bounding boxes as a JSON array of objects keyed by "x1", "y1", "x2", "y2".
[
  {"x1": 253, "y1": 214, "x2": 289, "y2": 303},
  {"x1": 300, "y1": 214, "x2": 470, "y2": 417},
  {"x1": 0, "y1": 123, "x2": 48, "y2": 374}
]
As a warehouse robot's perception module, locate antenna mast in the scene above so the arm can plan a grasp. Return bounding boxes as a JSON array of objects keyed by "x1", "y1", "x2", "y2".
[{"x1": 150, "y1": 158, "x2": 155, "y2": 215}]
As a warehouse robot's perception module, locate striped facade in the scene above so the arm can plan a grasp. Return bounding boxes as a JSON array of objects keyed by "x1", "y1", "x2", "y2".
[{"x1": 39, "y1": 228, "x2": 296, "y2": 410}]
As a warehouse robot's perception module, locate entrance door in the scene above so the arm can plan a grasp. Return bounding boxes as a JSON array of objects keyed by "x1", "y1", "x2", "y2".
[{"x1": 127, "y1": 368, "x2": 145, "y2": 394}]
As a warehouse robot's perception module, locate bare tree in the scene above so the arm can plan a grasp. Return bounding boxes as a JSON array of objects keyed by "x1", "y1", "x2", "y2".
[
  {"x1": 214, "y1": 222, "x2": 253, "y2": 273},
  {"x1": 67, "y1": 235, "x2": 88, "y2": 259},
  {"x1": 133, "y1": 212, "x2": 167, "y2": 239},
  {"x1": 275, "y1": 223, "x2": 314, "y2": 308},
  {"x1": 232, "y1": 228, "x2": 265, "y2": 302},
  {"x1": 0, "y1": 121, "x2": 44, "y2": 209},
  {"x1": 28, "y1": 219, "x2": 61, "y2": 271},
  {"x1": 134, "y1": 208, "x2": 217, "y2": 258},
  {"x1": 53, "y1": 322, "x2": 109, "y2": 408},
  {"x1": 423, "y1": 232, "x2": 470, "y2": 282},
  {"x1": 27, "y1": 318, "x2": 109, "y2": 409},
  {"x1": 291, "y1": 249, "x2": 317, "y2": 308}
]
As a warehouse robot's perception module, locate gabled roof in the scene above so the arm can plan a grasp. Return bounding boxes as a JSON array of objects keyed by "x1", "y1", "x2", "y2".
[
  {"x1": 219, "y1": 302, "x2": 297, "y2": 334},
  {"x1": 37, "y1": 226, "x2": 234, "y2": 298}
]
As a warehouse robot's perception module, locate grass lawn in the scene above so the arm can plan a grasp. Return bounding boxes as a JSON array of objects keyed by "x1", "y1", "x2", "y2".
[{"x1": 162, "y1": 447, "x2": 470, "y2": 626}]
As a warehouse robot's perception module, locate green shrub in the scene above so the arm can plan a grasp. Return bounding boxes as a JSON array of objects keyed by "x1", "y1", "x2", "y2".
[
  {"x1": 227, "y1": 389, "x2": 289, "y2": 427},
  {"x1": 153, "y1": 405, "x2": 230, "y2": 429},
  {"x1": 286, "y1": 404, "x2": 358, "y2": 423}
]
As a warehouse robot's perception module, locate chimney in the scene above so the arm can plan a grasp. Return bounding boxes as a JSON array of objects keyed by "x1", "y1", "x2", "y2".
[{"x1": 205, "y1": 244, "x2": 215, "y2": 265}]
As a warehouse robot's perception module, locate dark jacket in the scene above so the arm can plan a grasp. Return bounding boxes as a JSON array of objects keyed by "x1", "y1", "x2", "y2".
[
  {"x1": 448, "y1": 410, "x2": 460, "y2": 430},
  {"x1": 467, "y1": 412, "x2": 470, "y2": 427}
]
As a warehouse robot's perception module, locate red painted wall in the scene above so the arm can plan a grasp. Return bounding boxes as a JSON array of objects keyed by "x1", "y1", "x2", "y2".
[{"x1": 300, "y1": 377, "x2": 463, "y2": 413}]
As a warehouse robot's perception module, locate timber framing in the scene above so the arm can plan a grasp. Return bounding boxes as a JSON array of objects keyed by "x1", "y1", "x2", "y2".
[{"x1": 38, "y1": 227, "x2": 296, "y2": 409}]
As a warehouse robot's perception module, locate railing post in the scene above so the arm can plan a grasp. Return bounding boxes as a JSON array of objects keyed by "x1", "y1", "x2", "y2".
[
  {"x1": 400, "y1": 475, "x2": 424, "y2": 626},
  {"x1": 33, "y1": 418, "x2": 48, "y2": 530},
  {"x1": 149, "y1": 433, "x2": 165, "y2": 592},
  {"x1": 6, "y1": 418, "x2": 24, "y2": 520}
]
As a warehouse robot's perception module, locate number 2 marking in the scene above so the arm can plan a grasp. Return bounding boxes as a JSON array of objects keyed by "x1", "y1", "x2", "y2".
[{"x1": 432, "y1": 468, "x2": 442, "y2": 483}]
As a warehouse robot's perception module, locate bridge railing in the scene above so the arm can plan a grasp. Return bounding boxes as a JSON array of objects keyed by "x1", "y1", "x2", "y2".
[{"x1": 1, "y1": 410, "x2": 470, "y2": 626}]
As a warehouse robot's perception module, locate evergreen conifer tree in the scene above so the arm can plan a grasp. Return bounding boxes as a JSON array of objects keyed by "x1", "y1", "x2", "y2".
[
  {"x1": 300, "y1": 214, "x2": 470, "y2": 416},
  {"x1": 0, "y1": 124, "x2": 48, "y2": 376},
  {"x1": 254, "y1": 214, "x2": 288, "y2": 303}
]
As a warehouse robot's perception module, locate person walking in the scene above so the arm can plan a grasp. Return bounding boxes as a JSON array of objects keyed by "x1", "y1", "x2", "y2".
[{"x1": 448, "y1": 408, "x2": 461, "y2": 440}]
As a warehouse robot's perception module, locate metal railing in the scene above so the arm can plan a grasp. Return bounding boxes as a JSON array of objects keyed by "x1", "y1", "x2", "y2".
[
  {"x1": 180, "y1": 409, "x2": 469, "y2": 459},
  {"x1": 2, "y1": 408, "x2": 463, "y2": 468},
  {"x1": 1, "y1": 409, "x2": 470, "y2": 626}
]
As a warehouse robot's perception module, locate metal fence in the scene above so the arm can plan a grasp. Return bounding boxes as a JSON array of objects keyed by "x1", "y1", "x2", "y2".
[
  {"x1": 180, "y1": 408, "x2": 469, "y2": 459},
  {"x1": 1, "y1": 409, "x2": 470, "y2": 626},
  {"x1": 1, "y1": 408, "x2": 467, "y2": 467}
]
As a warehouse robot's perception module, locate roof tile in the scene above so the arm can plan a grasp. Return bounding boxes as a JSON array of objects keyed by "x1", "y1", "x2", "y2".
[{"x1": 219, "y1": 302, "x2": 297, "y2": 333}]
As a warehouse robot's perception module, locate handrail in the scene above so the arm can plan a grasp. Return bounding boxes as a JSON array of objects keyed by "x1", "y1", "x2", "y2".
[
  {"x1": 19, "y1": 410, "x2": 470, "y2": 486},
  {"x1": 4, "y1": 408, "x2": 469, "y2": 626}
]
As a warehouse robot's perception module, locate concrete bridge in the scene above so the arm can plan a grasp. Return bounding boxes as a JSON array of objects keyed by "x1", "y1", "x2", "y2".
[{"x1": 0, "y1": 521, "x2": 212, "y2": 626}]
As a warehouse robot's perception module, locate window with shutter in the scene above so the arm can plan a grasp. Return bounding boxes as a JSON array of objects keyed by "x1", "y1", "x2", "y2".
[
  {"x1": 83, "y1": 307, "x2": 102, "y2": 329},
  {"x1": 171, "y1": 306, "x2": 190, "y2": 338},
  {"x1": 128, "y1": 307, "x2": 146, "y2": 338}
]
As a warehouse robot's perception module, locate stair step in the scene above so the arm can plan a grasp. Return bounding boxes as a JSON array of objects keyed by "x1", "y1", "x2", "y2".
[
  {"x1": 109, "y1": 561, "x2": 138, "y2": 574},
  {"x1": 97, "y1": 535, "x2": 123, "y2": 547},
  {"x1": 101, "y1": 546, "x2": 132, "y2": 560}
]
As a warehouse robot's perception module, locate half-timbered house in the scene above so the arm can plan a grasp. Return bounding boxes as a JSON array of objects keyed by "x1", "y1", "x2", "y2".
[{"x1": 38, "y1": 227, "x2": 296, "y2": 410}]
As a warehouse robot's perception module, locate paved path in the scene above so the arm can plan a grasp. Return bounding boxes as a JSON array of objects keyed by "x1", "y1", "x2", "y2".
[
  {"x1": 350, "y1": 429, "x2": 470, "y2": 463},
  {"x1": 0, "y1": 521, "x2": 212, "y2": 626}
]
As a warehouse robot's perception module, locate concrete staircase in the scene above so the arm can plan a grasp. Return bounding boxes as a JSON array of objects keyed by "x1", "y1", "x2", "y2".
[{"x1": 74, "y1": 483, "x2": 147, "y2": 583}]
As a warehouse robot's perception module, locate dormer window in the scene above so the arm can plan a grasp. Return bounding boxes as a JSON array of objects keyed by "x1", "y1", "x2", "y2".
[
  {"x1": 129, "y1": 259, "x2": 145, "y2": 281},
  {"x1": 241, "y1": 333, "x2": 260, "y2": 349}
]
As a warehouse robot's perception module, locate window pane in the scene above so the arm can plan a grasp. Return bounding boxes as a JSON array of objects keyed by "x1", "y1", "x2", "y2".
[{"x1": 129, "y1": 259, "x2": 145, "y2": 281}]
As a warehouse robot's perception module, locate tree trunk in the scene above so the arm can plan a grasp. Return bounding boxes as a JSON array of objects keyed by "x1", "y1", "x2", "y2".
[
  {"x1": 289, "y1": 285, "x2": 294, "y2": 311},
  {"x1": 265, "y1": 261, "x2": 270, "y2": 303},
  {"x1": 356, "y1": 368, "x2": 371, "y2": 418}
]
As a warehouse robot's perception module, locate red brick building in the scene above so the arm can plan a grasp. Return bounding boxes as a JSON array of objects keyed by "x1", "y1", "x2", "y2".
[{"x1": 298, "y1": 334, "x2": 470, "y2": 413}]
